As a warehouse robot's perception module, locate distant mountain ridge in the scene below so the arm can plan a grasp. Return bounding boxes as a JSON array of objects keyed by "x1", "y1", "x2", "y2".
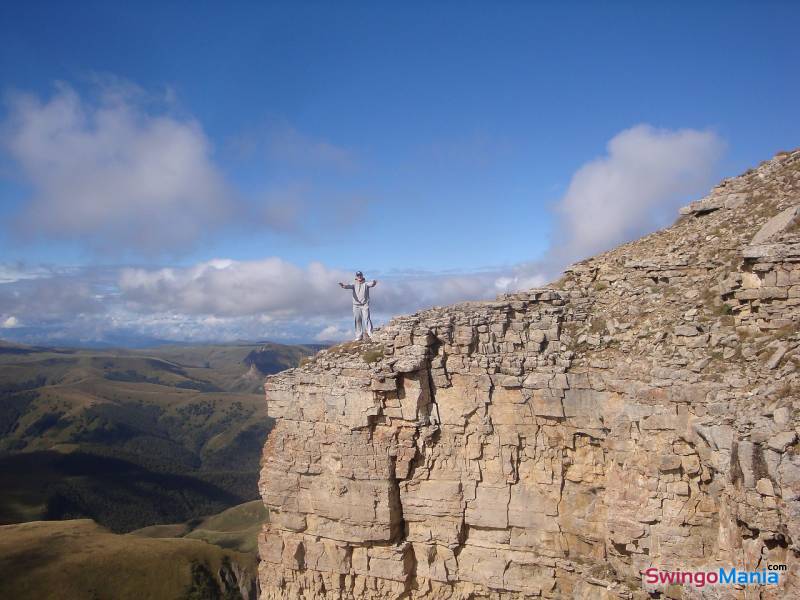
[{"x1": 0, "y1": 333, "x2": 331, "y2": 350}]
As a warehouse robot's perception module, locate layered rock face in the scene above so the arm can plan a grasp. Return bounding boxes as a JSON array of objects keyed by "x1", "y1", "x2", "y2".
[{"x1": 258, "y1": 150, "x2": 800, "y2": 599}]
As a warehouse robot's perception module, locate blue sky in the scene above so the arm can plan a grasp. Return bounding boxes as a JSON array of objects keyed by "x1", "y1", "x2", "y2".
[{"x1": 0, "y1": 1, "x2": 798, "y2": 345}]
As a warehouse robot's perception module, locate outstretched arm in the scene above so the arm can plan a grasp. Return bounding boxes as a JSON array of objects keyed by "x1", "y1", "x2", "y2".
[
  {"x1": 339, "y1": 282, "x2": 354, "y2": 289},
  {"x1": 368, "y1": 279, "x2": 378, "y2": 287}
]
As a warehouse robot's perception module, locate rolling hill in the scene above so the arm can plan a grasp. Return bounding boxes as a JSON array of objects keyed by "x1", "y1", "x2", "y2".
[
  {"x1": 0, "y1": 519, "x2": 258, "y2": 600},
  {"x1": 0, "y1": 340, "x2": 320, "y2": 532},
  {"x1": 131, "y1": 499, "x2": 268, "y2": 554}
]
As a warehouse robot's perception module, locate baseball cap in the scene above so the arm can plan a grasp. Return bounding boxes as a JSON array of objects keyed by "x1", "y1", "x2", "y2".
[{"x1": 355, "y1": 271, "x2": 363, "y2": 277}]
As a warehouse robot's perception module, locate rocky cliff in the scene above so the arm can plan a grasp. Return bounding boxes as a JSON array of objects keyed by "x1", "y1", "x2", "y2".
[{"x1": 257, "y1": 149, "x2": 800, "y2": 599}]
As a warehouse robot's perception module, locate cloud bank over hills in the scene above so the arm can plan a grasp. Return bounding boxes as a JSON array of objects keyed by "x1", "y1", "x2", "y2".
[{"x1": 0, "y1": 258, "x2": 535, "y2": 345}]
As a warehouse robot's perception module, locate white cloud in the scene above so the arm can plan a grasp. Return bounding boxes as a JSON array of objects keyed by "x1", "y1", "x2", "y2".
[
  {"x1": 0, "y1": 268, "x2": 105, "y2": 321},
  {"x1": 314, "y1": 324, "x2": 349, "y2": 342},
  {"x1": 492, "y1": 266, "x2": 548, "y2": 294},
  {"x1": 0, "y1": 262, "x2": 53, "y2": 284},
  {"x1": 2, "y1": 82, "x2": 234, "y2": 256},
  {"x1": 1, "y1": 316, "x2": 19, "y2": 328},
  {"x1": 118, "y1": 258, "x2": 352, "y2": 318},
  {"x1": 547, "y1": 124, "x2": 724, "y2": 269}
]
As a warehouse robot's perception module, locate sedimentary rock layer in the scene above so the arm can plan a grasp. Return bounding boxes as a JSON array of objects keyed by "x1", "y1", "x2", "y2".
[{"x1": 258, "y1": 149, "x2": 800, "y2": 599}]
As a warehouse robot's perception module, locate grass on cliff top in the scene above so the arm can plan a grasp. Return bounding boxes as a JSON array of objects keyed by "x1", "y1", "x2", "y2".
[
  {"x1": 0, "y1": 519, "x2": 256, "y2": 600},
  {"x1": 318, "y1": 339, "x2": 385, "y2": 364},
  {"x1": 361, "y1": 345, "x2": 385, "y2": 363}
]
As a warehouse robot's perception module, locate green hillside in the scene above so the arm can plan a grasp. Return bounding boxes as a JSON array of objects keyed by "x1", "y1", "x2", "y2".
[
  {"x1": 0, "y1": 519, "x2": 258, "y2": 600},
  {"x1": 0, "y1": 340, "x2": 319, "y2": 532},
  {"x1": 131, "y1": 499, "x2": 268, "y2": 554}
]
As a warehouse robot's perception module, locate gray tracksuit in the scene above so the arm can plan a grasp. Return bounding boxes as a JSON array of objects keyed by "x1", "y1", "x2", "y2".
[{"x1": 343, "y1": 280, "x2": 376, "y2": 339}]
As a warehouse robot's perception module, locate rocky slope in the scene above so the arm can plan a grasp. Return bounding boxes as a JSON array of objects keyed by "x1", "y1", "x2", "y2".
[{"x1": 257, "y1": 149, "x2": 800, "y2": 599}]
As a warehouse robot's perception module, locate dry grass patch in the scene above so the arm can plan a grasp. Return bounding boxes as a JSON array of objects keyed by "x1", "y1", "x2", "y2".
[{"x1": 361, "y1": 345, "x2": 385, "y2": 364}]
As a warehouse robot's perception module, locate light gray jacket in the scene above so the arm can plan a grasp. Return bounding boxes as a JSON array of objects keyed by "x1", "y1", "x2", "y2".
[{"x1": 343, "y1": 280, "x2": 376, "y2": 305}]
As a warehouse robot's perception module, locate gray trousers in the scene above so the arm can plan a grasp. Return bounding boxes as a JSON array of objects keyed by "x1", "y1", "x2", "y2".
[{"x1": 353, "y1": 304, "x2": 373, "y2": 340}]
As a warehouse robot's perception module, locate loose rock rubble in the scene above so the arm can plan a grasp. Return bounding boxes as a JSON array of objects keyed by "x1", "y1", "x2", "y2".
[{"x1": 258, "y1": 149, "x2": 800, "y2": 599}]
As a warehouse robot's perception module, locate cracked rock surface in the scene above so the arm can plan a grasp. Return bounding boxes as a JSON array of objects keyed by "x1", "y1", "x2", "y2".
[{"x1": 258, "y1": 149, "x2": 800, "y2": 599}]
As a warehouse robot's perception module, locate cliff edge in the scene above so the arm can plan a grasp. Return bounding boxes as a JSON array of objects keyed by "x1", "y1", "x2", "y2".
[{"x1": 258, "y1": 150, "x2": 800, "y2": 599}]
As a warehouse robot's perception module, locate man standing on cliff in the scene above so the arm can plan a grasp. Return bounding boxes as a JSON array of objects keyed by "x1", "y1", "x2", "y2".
[{"x1": 338, "y1": 271, "x2": 378, "y2": 341}]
